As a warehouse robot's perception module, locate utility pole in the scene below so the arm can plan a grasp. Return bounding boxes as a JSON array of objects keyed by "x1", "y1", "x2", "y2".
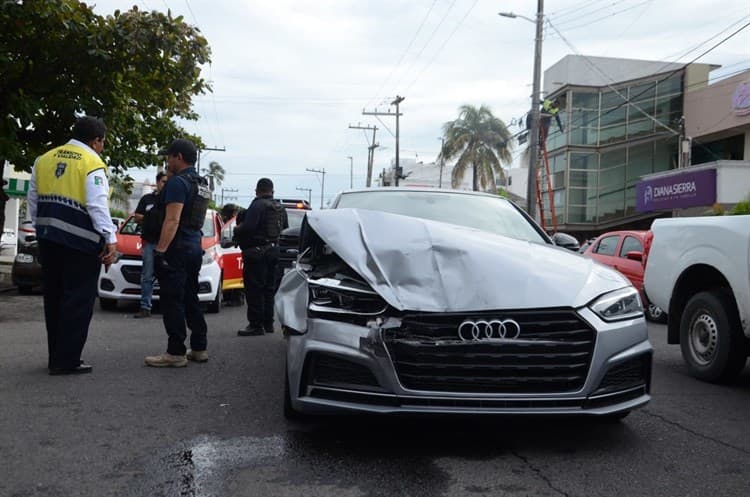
[
  {"x1": 437, "y1": 136, "x2": 445, "y2": 188},
  {"x1": 499, "y1": 4, "x2": 544, "y2": 217},
  {"x1": 220, "y1": 187, "x2": 238, "y2": 206},
  {"x1": 197, "y1": 146, "x2": 226, "y2": 171},
  {"x1": 349, "y1": 124, "x2": 379, "y2": 187},
  {"x1": 347, "y1": 156, "x2": 353, "y2": 188},
  {"x1": 362, "y1": 95, "x2": 404, "y2": 186},
  {"x1": 528, "y1": 2, "x2": 544, "y2": 218},
  {"x1": 305, "y1": 168, "x2": 326, "y2": 208},
  {"x1": 296, "y1": 186, "x2": 312, "y2": 205}
]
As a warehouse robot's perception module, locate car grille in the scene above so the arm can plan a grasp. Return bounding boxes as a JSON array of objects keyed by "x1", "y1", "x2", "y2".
[
  {"x1": 120, "y1": 265, "x2": 141, "y2": 284},
  {"x1": 383, "y1": 309, "x2": 596, "y2": 394}
]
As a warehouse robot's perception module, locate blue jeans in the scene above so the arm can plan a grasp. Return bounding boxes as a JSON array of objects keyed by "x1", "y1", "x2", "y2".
[{"x1": 140, "y1": 240, "x2": 155, "y2": 310}]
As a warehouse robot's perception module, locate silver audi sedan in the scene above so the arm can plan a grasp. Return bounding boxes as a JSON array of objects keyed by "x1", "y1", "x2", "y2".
[{"x1": 276, "y1": 188, "x2": 651, "y2": 420}]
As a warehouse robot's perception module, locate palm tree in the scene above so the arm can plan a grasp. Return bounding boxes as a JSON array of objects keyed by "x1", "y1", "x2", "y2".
[
  {"x1": 439, "y1": 105, "x2": 513, "y2": 191},
  {"x1": 204, "y1": 160, "x2": 225, "y2": 192}
]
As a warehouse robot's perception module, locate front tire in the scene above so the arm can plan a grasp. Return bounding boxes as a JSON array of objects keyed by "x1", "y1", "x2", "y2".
[{"x1": 680, "y1": 290, "x2": 747, "y2": 382}]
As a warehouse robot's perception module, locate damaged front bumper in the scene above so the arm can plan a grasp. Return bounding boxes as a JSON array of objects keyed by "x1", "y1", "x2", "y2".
[{"x1": 284, "y1": 308, "x2": 652, "y2": 417}]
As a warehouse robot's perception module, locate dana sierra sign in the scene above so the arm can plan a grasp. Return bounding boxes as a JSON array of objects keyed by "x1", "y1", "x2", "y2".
[{"x1": 636, "y1": 168, "x2": 717, "y2": 212}]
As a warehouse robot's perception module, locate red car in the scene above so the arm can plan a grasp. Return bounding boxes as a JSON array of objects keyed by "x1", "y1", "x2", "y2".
[{"x1": 582, "y1": 229, "x2": 666, "y2": 322}]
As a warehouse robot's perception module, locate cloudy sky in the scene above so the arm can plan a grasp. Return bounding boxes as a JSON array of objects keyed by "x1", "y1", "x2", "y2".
[{"x1": 90, "y1": 0, "x2": 750, "y2": 208}]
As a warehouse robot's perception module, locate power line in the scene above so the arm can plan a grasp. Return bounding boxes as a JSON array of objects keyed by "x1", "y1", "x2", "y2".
[
  {"x1": 365, "y1": 0, "x2": 439, "y2": 109},
  {"x1": 389, "y1": 0, "x2": 458, "y2": 96},
  {"x1": 550, "y1": 0, "x2": 654, "y2": 32},
  {"x1": 547, "y1": 0, "x2": 608, "y2": 20},
  {"x1": 404, "y1": 0, "x2": 480, "y2": 94},
  {"x1": 546, "y1": 18, "x2": 750, "y2": 137},
  {"x1": 551, "y1": 0, "x2": 631, "y2": 25}
]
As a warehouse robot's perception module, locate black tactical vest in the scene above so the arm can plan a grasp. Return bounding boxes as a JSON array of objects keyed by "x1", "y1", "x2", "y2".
[
  {"x1": 261, "y1": 198, "x2": 285, "y2": 242},
  {"x1": 178, "y1": 174, "x2": 211, "y2": 230}
]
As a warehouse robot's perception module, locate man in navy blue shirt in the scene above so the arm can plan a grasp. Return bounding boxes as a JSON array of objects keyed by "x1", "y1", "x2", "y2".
[
  {"x1": 234, "y1": 178, "x2": 287, "y2": 336},
  {"x1": 145, "y1": 138, "x2": 209, "y2": 367}
]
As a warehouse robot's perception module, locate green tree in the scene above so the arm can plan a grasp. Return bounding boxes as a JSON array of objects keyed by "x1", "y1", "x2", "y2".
[
  {"x1": 204, "y1": 160, "x2": 225, "y2": 192},
  {"x1": 439, "y1": 105, "x2": 513, "y2": 191},
  {"x1": 0, "y1": 1, "x2": 211, "y2": 179}
]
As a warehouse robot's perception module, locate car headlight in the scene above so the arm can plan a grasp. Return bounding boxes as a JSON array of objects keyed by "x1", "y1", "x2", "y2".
[
  {"x1": 308, "y1": 278, "x2": 388, "y2": 316},
  {"x1": 589, "y1": 287, "x2": 643, "y2": 322}
]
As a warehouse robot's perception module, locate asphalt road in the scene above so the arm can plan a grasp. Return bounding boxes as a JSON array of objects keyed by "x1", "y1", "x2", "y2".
[{"x1": 1, "y1": 290, "x2": 749, "y2": 497}]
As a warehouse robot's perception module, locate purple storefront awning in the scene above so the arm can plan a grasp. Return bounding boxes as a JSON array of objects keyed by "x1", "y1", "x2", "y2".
[{"x1": 636, "y1": 168, "x2": 717, "y2": 212}]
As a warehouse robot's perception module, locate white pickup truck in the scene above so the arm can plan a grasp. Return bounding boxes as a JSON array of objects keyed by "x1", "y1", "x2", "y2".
[{"x1": 644, "y1": 215, "x2": 750, "y2": 382}]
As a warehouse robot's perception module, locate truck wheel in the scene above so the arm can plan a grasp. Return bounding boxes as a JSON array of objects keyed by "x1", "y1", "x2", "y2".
[{"x1": 680, "y1": 290, "x2": 747, "y2": 382}]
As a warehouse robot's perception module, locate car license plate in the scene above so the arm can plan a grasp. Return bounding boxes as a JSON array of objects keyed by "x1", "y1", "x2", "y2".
[{"x1": 16, "y1": 254, "x2": 33, "y2": 263}]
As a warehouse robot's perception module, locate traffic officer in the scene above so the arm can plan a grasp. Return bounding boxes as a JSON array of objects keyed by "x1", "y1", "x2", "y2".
[
  {"x1": 144, "y1": 138, "x2": 211, "y2": 367},
  {"x1": 28, "y1": 116, "x2": 117, "y2": 375},
  {"x1": 234, "y1": 178, "x2": 287, "y2": 336}
]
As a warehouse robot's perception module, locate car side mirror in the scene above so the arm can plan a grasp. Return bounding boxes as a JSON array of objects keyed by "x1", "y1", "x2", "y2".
[
  {"x1": 625, "y1": 250, "x2": 643, "y2": 261},
  {"x1": 220, "y1": 238, "x2": 235, "y2": 249},
  {"x1": 550, "y1": 232, "x2": 580, "y2": 252}
]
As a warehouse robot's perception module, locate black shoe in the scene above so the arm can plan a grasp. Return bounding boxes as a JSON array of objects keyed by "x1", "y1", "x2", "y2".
[
  {"x1": 263, "y1": 322, "x2": 275, "y2": 333},
  {"x1": 49, "y1": 364, "x2": 93, "y2": 375},
  {"x1": 133, "y1": 308, "x2": 151, "y2": 319},
  {"x1": 237, "y1": 325, "x2": 264, "y2": 337}
]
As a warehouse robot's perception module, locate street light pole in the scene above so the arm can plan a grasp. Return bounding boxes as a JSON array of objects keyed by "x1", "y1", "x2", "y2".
[
  {"x1": 499, "y1": 2, "x2": 544, "y2": 217},
  {"x1": 347, "y1": 156, "x2": 353, "y2": 188}
]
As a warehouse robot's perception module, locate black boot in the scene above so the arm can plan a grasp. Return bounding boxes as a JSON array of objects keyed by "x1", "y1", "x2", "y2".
[{"x1": 237, "y1": 324, "x2": 264, "y2": 336}]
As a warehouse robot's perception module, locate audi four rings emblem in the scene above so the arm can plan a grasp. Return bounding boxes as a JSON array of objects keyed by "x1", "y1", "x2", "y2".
[{"x1": 458, "y1": 319, "x2": 521, "y2": 341}]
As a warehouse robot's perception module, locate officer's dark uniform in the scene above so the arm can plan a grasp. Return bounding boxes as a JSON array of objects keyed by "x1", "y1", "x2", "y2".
[
  {"x1": 234, "y1": 195, "x2": 287, "y2": 334},
  {"x1": 155, "y1": 168, "x2": 209, "y2": 355}
]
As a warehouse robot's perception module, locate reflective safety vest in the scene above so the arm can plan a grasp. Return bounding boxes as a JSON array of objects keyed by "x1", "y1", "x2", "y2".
[
  {"x1": 34, "y1": 143, "x2": 108, "y2": 254},
  {"x1": 542, "y1": 99, "x2": 559, "y2": 116}
]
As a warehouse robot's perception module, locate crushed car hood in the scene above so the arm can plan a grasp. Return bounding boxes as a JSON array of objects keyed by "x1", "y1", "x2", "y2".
[{"x1": 305, "y1": 209, "x2": 629, "y2": 312}]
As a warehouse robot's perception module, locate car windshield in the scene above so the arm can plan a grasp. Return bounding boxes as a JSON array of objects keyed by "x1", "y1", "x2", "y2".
[
  {"x1": 286, "y1": 209, "x2": 307, "y2": 230},
  {"x1": 119, "y1": 217, "x2": 141, "y2": 235},
  {"x1": 334, "y1": 190, "x2": 547, "y2": 243}
]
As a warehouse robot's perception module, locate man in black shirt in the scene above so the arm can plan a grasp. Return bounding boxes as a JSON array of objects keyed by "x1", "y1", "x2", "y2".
[
  {"x1": 234, "y1": 178, "x2": 288, "y2": 336},
  {"x1": 132, "y1": 171, "x2": 168, "y2": 318}
]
